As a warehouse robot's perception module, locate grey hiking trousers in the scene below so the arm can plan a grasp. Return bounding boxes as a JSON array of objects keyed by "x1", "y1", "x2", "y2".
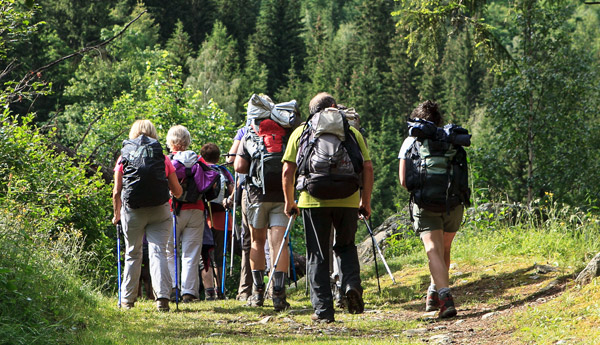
[{"x1": 121, "y1": 202, "x2": 172, "y2": 303}]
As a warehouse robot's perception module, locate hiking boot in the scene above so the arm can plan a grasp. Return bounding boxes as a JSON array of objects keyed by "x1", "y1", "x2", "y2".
[
  {"x1": 205, "y1": 288, "x2": 217, "y2": 301},
  {"x1": 246, "y1": 270, "x2": 265, "y2": 307},
  {"x1": 272, "y1": 288, "x2": 290, "y2": 312},
  {"x1": 438, "y1": 291, "x2": 457, "y2": 318},
  {"x1": 156, "y1": 298, "x2": 170, "y2": 312},
  {"x1": 310, "y1": 313, "x2": 334, "y2": 324},
  {"x1": 182, "y1": 294, "x2": 197, "y2": 303},
  {"x1": 120, "y1": 302, "x2": 135, "y2": 309},
  {"x1": 345, "y1": 287, "x2": 364, "y2": 314},
  {"x1": 236, "y1": 292, "x2": 250, "y2": 302},
  {"x1": 245, "y1": 285, "x2": 265, "y2": 307},
  {"x1": 425, "y1": 290, "x2": 440, "y2": 312}
]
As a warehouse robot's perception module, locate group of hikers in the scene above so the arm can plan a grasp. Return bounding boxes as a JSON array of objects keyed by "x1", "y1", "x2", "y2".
[{"x1": 111, "y1": 92, "x2": 471, "y2": 322}]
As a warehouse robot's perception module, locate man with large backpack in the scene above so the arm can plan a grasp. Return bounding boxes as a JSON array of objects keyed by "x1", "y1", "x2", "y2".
[
  {"x1": 234, "y1": 94, "x2": 299, "y2": 312},
  {"x1": 398, "y1": 100, "x2": 471, "y2": 319},
  {"x1": 282, "y1": 92, "x2": 374, "y2": 323},
  {"x1": 112, "y1": 120, "x2": 183, "y2": 312}
]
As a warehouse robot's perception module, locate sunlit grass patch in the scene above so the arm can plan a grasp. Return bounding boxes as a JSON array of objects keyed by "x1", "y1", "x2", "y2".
[{"x1": 500, "y1": 278, "x2": 600, "y2": 344}]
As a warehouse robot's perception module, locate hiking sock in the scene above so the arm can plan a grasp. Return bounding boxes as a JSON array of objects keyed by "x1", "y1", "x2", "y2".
[
  {"x1": 438, "y1": 287, "x2": 450, "y2": 296},
  {"x1": 272, "y1": 271, "x2": 290, "y2": 312},
  {"x1": 252, "y1": 270, "x2": 265, "y2": 289},
  {"x1": 273, "y1": 271, "x2": 286, "y2": 291},
  {"x1": 428, "y1": 284, "x2": 437, "y2": 293}
]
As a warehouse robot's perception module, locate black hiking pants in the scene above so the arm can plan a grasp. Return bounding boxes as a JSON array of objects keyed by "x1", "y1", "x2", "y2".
[{"x1": 302, "y1": 207, "x2": 362, "y2": 319}]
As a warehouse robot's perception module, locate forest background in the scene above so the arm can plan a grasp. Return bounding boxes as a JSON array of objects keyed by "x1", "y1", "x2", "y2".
[{"x1": 1, "y1": 0, "x2": 600, "y2": 343}]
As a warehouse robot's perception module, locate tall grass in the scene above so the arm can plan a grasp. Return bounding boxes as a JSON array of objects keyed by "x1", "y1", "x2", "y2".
[
  {"x1": 0, "y1": 205, "x2": 99, "y2": 345},
  {"x1": 454, "y1": 201, "x2": 600, "y2": 269}
]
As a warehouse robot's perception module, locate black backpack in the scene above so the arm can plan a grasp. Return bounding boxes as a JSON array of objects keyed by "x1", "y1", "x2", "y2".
[
  {"x1": 205, "y1": 165, "x2": 232, "y2": 213},
  {"x1": 295, "y1": 108, "x2": 364, "y2": 200},
  {"x1": 405, "y1": 119, "x2": 471, "y2": 212},
  {"x1": 246, "y1": 119, "x2": 288, "y2": 195},
  {"x1": 121, "y1": 135, "x2": 170, "y2": 209}
]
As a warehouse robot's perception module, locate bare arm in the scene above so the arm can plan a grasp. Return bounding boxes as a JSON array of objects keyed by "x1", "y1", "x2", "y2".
[
  {"x1": 168, "y1": 172, "x2": 183, "y2": 199},
  {"x1": 399, "y1": 159, "x2": 407, "y2": 189},
  {"x1": 359, "y1": 160, "x2": 374, "y2": 219},
  {"x1": 282, "y1": 161, "x2": 299, "y2": 217},
  {"x1": 234, "y1": 142, "x2": 250, "y2": 174},
  {"x1": 227, "y1": 140, "x2": 241, "y2": 164},
  {"x1": 112, "y1": 170, "x2": 123, "y2": 225}
]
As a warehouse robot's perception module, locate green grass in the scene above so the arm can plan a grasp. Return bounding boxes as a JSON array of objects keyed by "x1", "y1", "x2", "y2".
[{"x1": 5, "y1": 202, "x2": 600, "y2": 344}]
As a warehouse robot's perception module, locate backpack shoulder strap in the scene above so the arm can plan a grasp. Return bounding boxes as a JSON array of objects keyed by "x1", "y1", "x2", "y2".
[{"x1": 342, "y1": 124, "x2": 364, "y2": 174}]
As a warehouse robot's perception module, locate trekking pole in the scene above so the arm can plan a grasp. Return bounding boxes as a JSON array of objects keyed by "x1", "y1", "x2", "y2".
[
  {"x1": 361, "y1": 216, "x2": 396, "y2": 284},
  {"x1": 288, "y1": 233, "x2": 298, "y2": 289},
  {"x1": 265, "y1": 210, "x2": 296, "y2": 293},
  {"x1": 221, "y1": 208, "x2": 230, "y2": 296},
  {"x1": 229, "y1": 172, "x2": 238, "y2": 276},
  {"x1": 172, "y1": 210, "x2": 180, "y2": 310},
  {"x1": 116, "y1": 221, "x2": 122, "y2": 308}
]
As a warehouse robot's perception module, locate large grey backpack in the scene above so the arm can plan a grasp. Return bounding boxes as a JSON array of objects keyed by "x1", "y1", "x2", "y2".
[{"x1": 295, "y1": 108, "x2": 363, "y2": 200}]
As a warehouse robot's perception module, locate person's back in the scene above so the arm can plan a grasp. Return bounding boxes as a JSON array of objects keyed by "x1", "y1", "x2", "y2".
[
  {"x1": 234, "y1": 94, "x2": 295, "y2": 311},
  {"x1": 282, "y1": 92, "x2": 374, "y2": 323},
  {"x1": 398, "y1": 100, "x2": 470, "y2": 319},
  {"x1": 202, "y1": 143, "x2": 233, "y2": 299},
  {"x1": 166, "y1": 125, "x2": 206, "y2": 304},
  {"x1": 112, "y1": 120, "x2": 182, "y2": 312}
]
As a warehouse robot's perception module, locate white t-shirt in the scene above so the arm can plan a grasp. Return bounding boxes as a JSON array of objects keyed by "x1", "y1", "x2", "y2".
[{"x1": 398, "y1": 137, "x2": 417, "y2": 160}]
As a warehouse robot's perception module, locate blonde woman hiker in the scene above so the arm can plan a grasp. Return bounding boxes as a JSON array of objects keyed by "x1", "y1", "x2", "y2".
[{"x1": 112, "y1": 120, "x2": 182, "y2": 312}]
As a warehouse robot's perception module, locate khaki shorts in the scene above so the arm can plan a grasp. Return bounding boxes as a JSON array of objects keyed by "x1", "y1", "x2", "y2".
[
  {"x1": 246, "y1": 201, "x2": 288, "y2": 229},
  {"x1": 411, "y1": 204, "x2": 464, "y2": 235}
]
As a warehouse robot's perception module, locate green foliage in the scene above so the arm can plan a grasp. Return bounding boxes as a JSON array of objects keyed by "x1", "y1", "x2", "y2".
[
  {"x1": 385, "y1": 225, "x2": 421, "y2": 258},
  {"x1": 247, "y1": 0, "x2": 306, "y2": 96},
  {"x1": 0, "y1": 111, "x2": 110, "y2": 343},
  {"x1": 472, "y1": 2, "x2": 600, "y2": 205},
  {"x1": 185, "y1": 20, "x2": 243, "y2": 120}
]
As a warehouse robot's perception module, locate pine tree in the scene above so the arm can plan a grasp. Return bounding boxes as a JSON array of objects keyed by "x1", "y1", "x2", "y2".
[
  {"x1": 247, "y1": 0, "x2": 306, "y2": 96},
  {"x1": 185, "y1": 20, "x2": 242, "y2": 119},
  {"x1": 242, "y1": 44, "x2": 269, "y2": 99},
  {"x1": 215, "y1": 0, "x2": 261, "y2": 57},
  {"x1": 165, "y1": 20, "x2": 193, "y2": 78},
  {"x1": 440, "y1": 30, "x2": 485, "y2": 125}
]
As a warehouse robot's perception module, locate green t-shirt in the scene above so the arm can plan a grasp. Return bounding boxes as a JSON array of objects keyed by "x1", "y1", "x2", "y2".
[{"x1": 282, "y1": 125, "x2": 371, "y2": 208}]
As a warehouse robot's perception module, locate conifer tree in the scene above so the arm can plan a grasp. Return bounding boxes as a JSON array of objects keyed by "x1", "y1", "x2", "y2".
[
  {"x1": 165, "y1": 20, "x2": 193, "y2": 78},
  {"x1": 247, "y1": 0, "x2": 305, "y2": 96},
  {"x1": 242, "y1": 44, "x2": 269, "y2": 99},
  {"x1": 440, "y1": 30, "x2": 485, "y2": 125},
  {"x1": 186, "y1": 20, "x2": 242, "y2": 119},
  {"x1": 216, "y1": 0, "x2": 261, "y2": 56}
]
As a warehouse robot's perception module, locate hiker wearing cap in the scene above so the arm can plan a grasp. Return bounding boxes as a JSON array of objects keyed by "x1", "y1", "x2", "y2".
[
  {"x1": 282, "y1": 92, "x2": 374, "y2": 323},
  {"x1": 234, "y1": 94, "x2": 300, "y2": 312},
  {"x1": 112, "y1": 120, "x2": 183, "y2": 312},
  {"x1": 165, "y1": 125, "x2": 206, "y2": 304},
  {"x1": 398, "y1": 100, "x2": 471, "y2": 319}
]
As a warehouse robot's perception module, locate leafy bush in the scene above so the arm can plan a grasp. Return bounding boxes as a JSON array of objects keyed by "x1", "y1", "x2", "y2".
[{"x1": 0, "y1": 111, "x2": 113, "y2": 343}]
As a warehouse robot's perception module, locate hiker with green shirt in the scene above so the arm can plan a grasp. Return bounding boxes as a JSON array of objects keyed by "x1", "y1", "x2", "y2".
[
  {"x1": 398, "y1": 100, "x2": 471, "y2": 319},
  {"x1": 282, "y1": 92, "x2": 374, "y2": 323}
]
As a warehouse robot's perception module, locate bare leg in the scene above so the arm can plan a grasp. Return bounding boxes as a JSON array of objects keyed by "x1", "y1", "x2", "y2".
[
  {"x1": 421, "y1": 230, "x2": 449, "y2": 289},
  {"x1": 268, "y1": 225, "x2": 289, "y2": 273}
]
